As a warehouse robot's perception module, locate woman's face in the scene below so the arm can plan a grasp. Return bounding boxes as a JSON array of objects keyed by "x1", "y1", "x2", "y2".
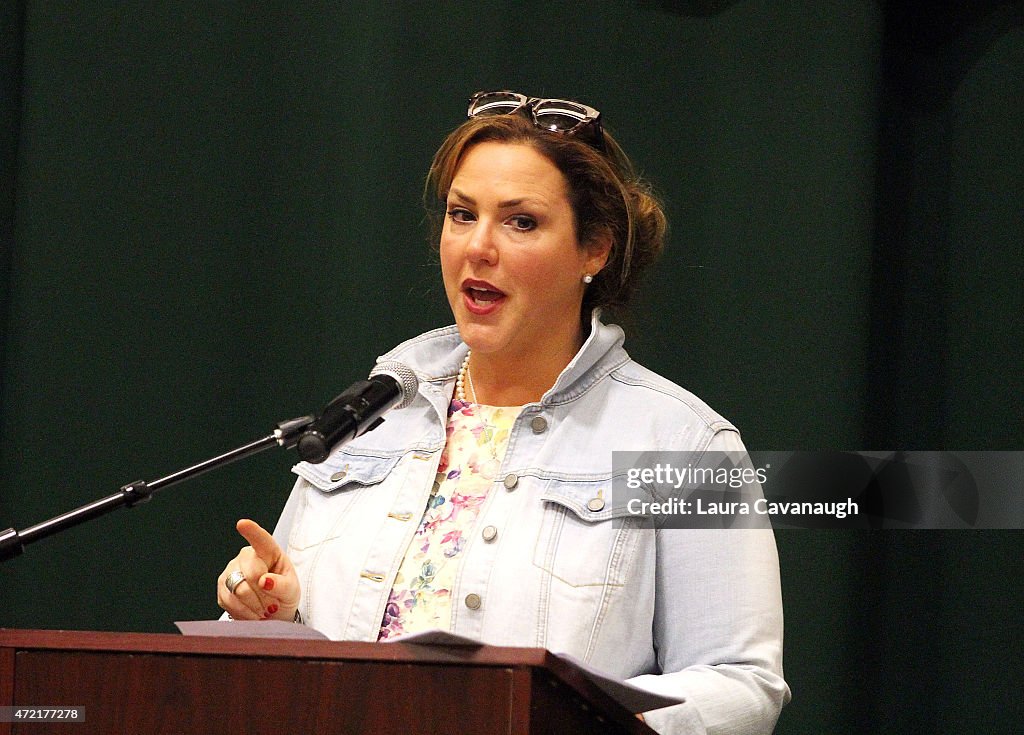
[{"x1": 440, "y1": 142, "x2": 609, "y2": 366}]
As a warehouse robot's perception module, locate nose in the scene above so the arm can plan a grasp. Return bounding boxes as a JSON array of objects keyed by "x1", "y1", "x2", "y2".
[{"x1": 465, "y1": 220, "x2": 498, "y2": 265}]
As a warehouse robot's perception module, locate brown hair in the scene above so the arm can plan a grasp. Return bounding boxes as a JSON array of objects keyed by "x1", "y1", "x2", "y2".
[{"x1": 425, "y1": 113, "x2": 667, "y2": 317}]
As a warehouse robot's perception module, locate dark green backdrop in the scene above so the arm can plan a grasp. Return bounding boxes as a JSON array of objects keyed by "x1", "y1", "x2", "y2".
[{"x1": 2, "y1": 2, "x2": 1021, "y2": 733}]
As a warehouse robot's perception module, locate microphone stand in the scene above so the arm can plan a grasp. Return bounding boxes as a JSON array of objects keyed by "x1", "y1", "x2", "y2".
[{"x1": 0, "y1": 415, "x2": 314, "y2": 563}]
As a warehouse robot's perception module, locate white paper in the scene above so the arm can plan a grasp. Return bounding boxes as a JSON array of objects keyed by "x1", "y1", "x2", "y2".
[
  {"x1": 380, "y1": 628, "x2": 483, "y2": 647},
  {"x1": 175, "y1": 619, "x2": 329, "y2": 640},
  {"x1": 554, "y1": 651, "x2": 684, "y2": 713}
]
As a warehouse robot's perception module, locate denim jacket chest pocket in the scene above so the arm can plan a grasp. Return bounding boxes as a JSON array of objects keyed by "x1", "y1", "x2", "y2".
[
  {"x1": 531, "y1": 477, "x2": 646, "y2": 589},
  {"x1": 289, "y1": 451, "x2": 404, "y2": 551}
]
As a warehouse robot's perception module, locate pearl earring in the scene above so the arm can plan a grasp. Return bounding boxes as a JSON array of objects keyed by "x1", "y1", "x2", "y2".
[{"x1": 583, "y1": 274, "x2": 593, "y2": 284}]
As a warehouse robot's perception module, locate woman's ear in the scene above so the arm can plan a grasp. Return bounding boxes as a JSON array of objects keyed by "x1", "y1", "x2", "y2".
[{"x1": 584, "y1": 229, "x2": 613, "y2": 276}]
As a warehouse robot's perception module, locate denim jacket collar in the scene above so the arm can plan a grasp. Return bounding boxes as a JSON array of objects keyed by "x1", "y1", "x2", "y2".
[{"x1": 375, "y1": 309, "x2": 628, "y2": 407}]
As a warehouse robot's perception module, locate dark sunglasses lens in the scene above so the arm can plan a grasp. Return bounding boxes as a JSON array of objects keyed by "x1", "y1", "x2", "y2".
[{"x1": 470, "y1": 92, "x2": 525, "y2": 117}]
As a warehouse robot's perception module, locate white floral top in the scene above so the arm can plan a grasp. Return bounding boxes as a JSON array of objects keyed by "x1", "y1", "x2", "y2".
[{"x1": 378, "y1": 398, "x2": 521, "y2": 639}]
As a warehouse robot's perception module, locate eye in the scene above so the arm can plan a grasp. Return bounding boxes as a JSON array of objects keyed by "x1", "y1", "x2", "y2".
[
  {"x1": 506, "y1": 215, "x2": 537, "y2": 232},
  {"x1": 447, "y1": 207, "x2": 475, "y2": 224}
]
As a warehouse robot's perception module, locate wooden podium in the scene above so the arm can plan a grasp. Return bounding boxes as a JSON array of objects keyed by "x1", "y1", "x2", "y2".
[{"x1": 0, "y1": 628, "x2": 655, "y2": 734}]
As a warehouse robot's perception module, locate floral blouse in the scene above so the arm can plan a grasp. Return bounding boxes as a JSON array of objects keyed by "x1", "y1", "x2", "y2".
[{"x1": 378, "y1": 398, "x2": 521, "y2": 639}]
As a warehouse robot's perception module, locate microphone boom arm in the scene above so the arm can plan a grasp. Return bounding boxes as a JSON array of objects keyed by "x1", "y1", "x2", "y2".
[
  {"x1": 0, "y1": 414, "x2": 314, "y2": 562},
  {"x1": 0, "y1": 360, "x2": 419, "y2": 563}
]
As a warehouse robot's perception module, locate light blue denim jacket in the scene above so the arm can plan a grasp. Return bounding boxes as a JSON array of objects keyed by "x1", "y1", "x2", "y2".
[{"x1": 274, "y1": 312, "x2": 790, "y2": 735}]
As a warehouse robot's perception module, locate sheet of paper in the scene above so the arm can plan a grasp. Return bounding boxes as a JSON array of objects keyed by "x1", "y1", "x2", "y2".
[
  {"x1": 175, "y1": 620, "x2": 329, "y2": 640},
  {"x1": 554, "y1": 651, "x2": 684, "y2": 713},
  {"x1": 380, "y1": 628, "x2": 483, "y2": 647}
]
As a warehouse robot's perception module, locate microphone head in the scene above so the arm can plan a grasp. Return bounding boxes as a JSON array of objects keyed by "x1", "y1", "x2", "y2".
[{"x1": 369, "y1": 361, "x2": 419, "y2": 409}]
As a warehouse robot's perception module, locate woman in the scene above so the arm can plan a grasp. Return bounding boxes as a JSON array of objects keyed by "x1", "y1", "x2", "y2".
[{"x1": 217, "y1": 91, "x2": 790, "y2": 734}]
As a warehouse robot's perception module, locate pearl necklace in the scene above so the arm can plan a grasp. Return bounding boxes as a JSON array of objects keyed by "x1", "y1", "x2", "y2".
[{"x1": 456, "y1": 350, "x2": 475, "y2": 403}]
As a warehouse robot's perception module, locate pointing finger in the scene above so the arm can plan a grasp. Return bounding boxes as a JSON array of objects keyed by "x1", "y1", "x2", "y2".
[{"x1": 236, "y1": 519, "x2": 283, "y2": 571}]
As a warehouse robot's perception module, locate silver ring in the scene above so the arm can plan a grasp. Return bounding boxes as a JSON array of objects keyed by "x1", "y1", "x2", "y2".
[{"x1": 225, "y1": 570, "x2": 246, "y2": 595}]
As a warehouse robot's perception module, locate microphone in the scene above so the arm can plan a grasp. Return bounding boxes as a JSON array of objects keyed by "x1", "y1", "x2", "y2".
[{"x1": 296, "y1": 361, "x2": 419, "y2": 464}]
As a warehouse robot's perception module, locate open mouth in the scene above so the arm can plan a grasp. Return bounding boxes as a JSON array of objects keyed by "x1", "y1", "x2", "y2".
[
  {"x1": 466, "y1": 286, "x2": 504, "y2": 304},
  {"x1": 462, "y1": 280, "x2": 507, "y2": 313}
]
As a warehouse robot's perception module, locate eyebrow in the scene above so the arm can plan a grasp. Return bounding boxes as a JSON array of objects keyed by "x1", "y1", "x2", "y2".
[{"x1": 449, "y1": 188, "x2": 532, "y2": 209}]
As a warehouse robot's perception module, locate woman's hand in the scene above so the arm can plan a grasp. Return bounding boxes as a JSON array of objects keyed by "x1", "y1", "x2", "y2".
[{"x1": 217, "y1": 519, "x2": 300, "y2": 621}]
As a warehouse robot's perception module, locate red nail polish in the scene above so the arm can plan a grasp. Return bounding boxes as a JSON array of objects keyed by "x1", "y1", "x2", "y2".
[
  {"x1": 267, "y1": 604, "x2": 279, "y2": 615},
  {"x1": 262, "y1": 577, "x2": 275, "y2": 591}
]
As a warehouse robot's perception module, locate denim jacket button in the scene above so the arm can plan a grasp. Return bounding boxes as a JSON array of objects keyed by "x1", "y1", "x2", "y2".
[
  {"x1": 330, "y1": 470, "x2": 347, "y2": 482},
  {"x1": 481, "y1": 525, "x2": 498, "y2": 542},
  {"x1": 464, "y1": 593, "x2": 482, "y2": 610},
  {"x1": 530, "y1": 416, "x2": 548, "y2": 434},
  {"x1": 587, "y1": 497, "x2": 606, "y2": 512},
  {"x1": 503, "y1": 473, "x2": 519, "y2": 490}
]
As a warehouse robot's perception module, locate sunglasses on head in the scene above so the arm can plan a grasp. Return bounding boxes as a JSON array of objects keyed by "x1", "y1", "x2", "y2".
[{"x1": 467, "y1": 90, "x2": 606, "y2": 153}]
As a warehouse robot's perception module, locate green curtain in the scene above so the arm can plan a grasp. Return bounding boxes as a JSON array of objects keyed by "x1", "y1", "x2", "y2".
[{"x1": 2, "y1": 2, "x2": 1021, "y2": 732}]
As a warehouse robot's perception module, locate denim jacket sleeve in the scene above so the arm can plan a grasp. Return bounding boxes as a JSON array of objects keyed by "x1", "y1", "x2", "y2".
[{"x1": 630, "y1": 428, "x2": 790, "y2": 735}]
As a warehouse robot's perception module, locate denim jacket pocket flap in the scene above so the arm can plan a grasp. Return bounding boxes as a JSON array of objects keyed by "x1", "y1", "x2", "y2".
[
  {"x1": 292, "y1": 452, "x2": 401, "y2": 493},
  {"x1": 539, "y1": 478, "x2": 631, "y2": 522}
]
